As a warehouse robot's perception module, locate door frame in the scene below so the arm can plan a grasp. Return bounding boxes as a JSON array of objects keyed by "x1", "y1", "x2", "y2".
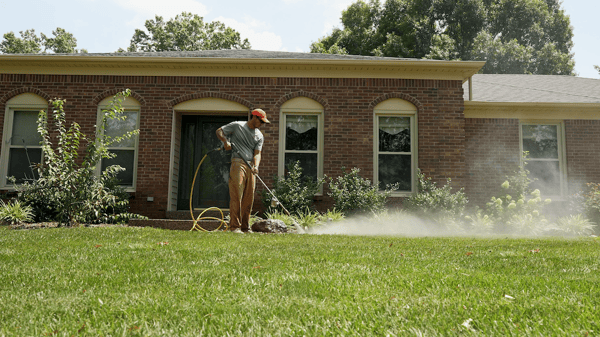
[{"x1": 168, "y1": 98, "x2": 250, "y2": 212}]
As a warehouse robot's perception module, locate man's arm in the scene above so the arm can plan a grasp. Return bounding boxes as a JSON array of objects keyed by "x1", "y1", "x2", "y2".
[
  {"x1": 252, "y1": 150, "x2": 261, "y2": 174},
  {"x1": 215, "y1": 128, "x2": 232, "y2": 151}
]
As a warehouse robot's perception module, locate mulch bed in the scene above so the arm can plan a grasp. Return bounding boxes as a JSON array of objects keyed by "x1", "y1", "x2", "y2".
[{"x1": 6, "y1": 222, "x2": 128, "y2": 230}]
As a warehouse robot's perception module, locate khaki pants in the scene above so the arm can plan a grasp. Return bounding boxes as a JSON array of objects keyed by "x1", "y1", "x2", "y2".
[{"x1": 228, "y1": 158, "x2": 256, "y2": 230}]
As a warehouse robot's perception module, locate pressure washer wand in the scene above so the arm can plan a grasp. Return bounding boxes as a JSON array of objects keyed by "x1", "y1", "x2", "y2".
[{"x1": 230, "y1": 142, "x2": 291, "y2": 216}]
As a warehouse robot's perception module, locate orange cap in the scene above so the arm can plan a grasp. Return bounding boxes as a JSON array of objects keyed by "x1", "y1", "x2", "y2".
[{"x1": 252, "y1": 108, "x2": 270, "y2": 124}]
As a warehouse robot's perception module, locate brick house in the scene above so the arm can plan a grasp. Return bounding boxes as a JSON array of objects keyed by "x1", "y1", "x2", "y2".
[{"x1": 1, "y1": 50, "x2": 599, "y2": 219}]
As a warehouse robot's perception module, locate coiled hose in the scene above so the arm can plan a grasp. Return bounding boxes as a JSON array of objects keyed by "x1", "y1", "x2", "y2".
[{"x1": 189, "y1": 147, "x2": 228, "y2": 232}]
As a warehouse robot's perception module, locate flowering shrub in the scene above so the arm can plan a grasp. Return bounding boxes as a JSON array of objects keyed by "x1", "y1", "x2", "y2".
[{"x1": 465, "y1": 157, "x2": 553, "y2": 235}]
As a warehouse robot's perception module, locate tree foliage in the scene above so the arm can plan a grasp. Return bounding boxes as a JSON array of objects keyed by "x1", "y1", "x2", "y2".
[
  {"x1": 310, "y1": 0, "x2": 575, "y2": 75},
  {"x1": 0, "y1": 28, "x2": 84, "y2": 54},
  {"x1": 127, "y1": 12, "x2": 251, "y2": 52}
]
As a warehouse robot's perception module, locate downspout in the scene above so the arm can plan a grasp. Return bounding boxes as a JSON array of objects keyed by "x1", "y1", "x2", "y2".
[
  {"x1": 468, "y1": 76, "x2": 473, "y2": 101},
  {"x1": 167, "y1": 107, "x2": 177, "y2": 212}
]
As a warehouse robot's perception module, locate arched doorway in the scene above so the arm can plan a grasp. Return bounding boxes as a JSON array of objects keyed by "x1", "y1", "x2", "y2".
[{"x1": 174, "y1": 98, "x2": 249, "y2": 210}]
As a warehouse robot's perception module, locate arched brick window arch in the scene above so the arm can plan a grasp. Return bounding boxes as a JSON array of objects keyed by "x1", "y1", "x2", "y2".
[
  {"x1": 168, "y1": 91, "x2": 253, "y2": 109},
  {"x1": 275, "y1": 91, "x2": 329, "y2": 111},
  {"x1": 0, "y1": 87, "x2": 51, "y2": 105},
  {"x1": 92, "y1": 88, "x2": 146, "y2": 106}
]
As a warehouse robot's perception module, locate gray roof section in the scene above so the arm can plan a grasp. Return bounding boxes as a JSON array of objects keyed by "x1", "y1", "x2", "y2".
[
  {"x1": 464, "y1": 74, "x2": 600, "y2": 103},
  {"x1": 10, "y1": 49, "x2": 428, "y2": 62}
]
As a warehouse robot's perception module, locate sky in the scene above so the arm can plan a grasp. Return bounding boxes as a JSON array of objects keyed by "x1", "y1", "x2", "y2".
[{"x1": 0, "y1": 0, "x2": 598, "y2": 79}]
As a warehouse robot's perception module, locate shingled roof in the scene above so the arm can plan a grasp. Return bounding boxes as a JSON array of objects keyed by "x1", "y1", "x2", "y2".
[
  {"x1": 7, "y1": 49, "x2": 424, "y2": 61},
  {"x1": 464, "y1": 74, "x2": 600, "y2": 103}
]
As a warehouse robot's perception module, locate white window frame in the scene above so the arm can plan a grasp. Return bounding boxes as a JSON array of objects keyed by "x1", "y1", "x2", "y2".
[
  {"x1": 373, "y1": 99, "x2": 418, "y2": 197},
  {"x1": 96, "y1": 97, "x2": 141, "y2": 192},
  {"x1": 1, "y1": 94, "x2": 48, "y2": 189},
  {"x1": 279, "y1": 97, "x2": 324, "y2": 195},
  {"x1": 519, "y1": 120, "x2": 567, "y2": 199}
]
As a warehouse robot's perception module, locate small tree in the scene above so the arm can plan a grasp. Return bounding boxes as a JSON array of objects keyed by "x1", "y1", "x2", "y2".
[{"x1": 15, "y1": 90, "x2": 146, "y2": 226}]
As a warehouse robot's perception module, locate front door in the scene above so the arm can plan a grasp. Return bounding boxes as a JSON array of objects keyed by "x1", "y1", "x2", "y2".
[{"x1": 177, "y1": 115, "x2": 244, "y2": 210}]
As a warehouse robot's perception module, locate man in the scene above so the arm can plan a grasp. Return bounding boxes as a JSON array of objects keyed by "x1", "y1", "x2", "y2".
[{"x1": 216, "y1": 108, "x2": 270, "y2": 232}]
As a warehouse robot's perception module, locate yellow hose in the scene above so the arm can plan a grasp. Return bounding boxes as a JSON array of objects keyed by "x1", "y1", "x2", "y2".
[{"x1": 189, "y1": 152, "x2": 228, "y2": 232}]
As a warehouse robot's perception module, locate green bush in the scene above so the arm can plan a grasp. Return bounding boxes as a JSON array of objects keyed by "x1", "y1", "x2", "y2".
[
  {"x1": 403, "y1": 170, "x2": 468, "y2": 222},
  {"x1": 261, "y1": 161, "x2": 324, "y2": 215},
  {"x1": 14, "y1": 90, "x2": 147, "y2": 226},
  {"x1": 265, "y1": 208, "x2": 345, "y2": 229},
  {"x1": 547, "y1": 214, "x2": 597, "y2": 237},
  {"x1": 0, "y1": 199, "x2": 34, "y2": 225},
  {"x1": 327, "y1": 167, "x2": 398, "y2": 216},
  {"x1": 582, "y1": 182, "x2": 600, "y2": 231}
]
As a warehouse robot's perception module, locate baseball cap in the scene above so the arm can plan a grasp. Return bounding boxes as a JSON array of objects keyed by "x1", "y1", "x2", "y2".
[{"x1": 252, "y1": 108, "x2": 270, "y2": 124}]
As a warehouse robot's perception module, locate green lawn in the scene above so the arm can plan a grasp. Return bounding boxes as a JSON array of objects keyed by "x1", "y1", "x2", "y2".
[{"x1": 0, "y1": 226, "x2": 598, "y2": 336}]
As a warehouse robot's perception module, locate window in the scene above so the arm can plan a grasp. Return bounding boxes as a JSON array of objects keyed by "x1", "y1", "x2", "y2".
[
  {"x1": 520, "y1": 122, "x2": 566, "y2": 197},
  {"x1": 97, "y1": 97, "x2": 141, "y2": 190},
  {"x1": 279, "y1": 97, "x2": 324, "y2": 186},
  {"x1": 1, "y1": 94, "x2": 47, "y2": 188},
  {"x1": 374, "y1": 99, "x2": 417, "y2": 195}
]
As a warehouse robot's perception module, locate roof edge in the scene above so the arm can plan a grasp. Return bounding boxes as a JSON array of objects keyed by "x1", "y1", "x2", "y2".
[
  {"x1": 464, "y1": 101, "x2": 600, "y2": 120},
  {"x1": 0, "y1": 54, "x2": 485, "y2": 81}
]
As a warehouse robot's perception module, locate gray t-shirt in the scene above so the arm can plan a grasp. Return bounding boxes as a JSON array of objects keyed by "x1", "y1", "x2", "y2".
[{"x1": 221, "y1": 121, "x2": 264, "y2": 163}]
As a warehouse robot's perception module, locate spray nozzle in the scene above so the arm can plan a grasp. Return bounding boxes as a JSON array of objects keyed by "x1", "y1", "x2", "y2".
[{"x1": 271, "y1": 197, "x2": 280, "y2": 208}]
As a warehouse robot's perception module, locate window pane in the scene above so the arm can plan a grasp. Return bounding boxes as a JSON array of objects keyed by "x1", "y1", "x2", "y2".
[
  {"x1": 286, "y1": 115, "x2": 318, "y2": 151},
  {"x1": 285, "y1": 153, "x2": 318, "y2": 181},
  {"x1": 522, "y1": 125, "x2": 558, "y2": 159},
  {"x1": 12, "y1": 111, "x2": 42, "y2": 146},
  {"x1": 378, "y1": 154, "x2": 411, "y2": 192},
  {"x1": 102, "y1": 150, "x2": 135, "y2": 186},
  {"x1": 379, "y1": 116, "x2": 410, "y2": 152},
  {"x1": 527, "y1": 160, "x2": 561, "y2": 196},
  {"x1": 7, "y1": 148, "x2": 41, "y2": 184},
  {"x1": 104, "y1": 111, "x2": 138, "y2": 148}
]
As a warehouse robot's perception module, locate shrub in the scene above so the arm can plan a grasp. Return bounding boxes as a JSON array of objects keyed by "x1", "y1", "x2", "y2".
[
  {"x1": 14, "y1": 90, "x2": 147, "y2": 226},
  {"x1": 261, "y1": 161, "x2": 324, "y2": 215},
  {"x1": 327, "y1": 167, "x2": 398, "y2": 216},
  {"x1": 583, "y1": 182, "x2": 600, "y2": 230},
  {"x1": 474, "y1": 157, "x2": 552, "y2": 235},
  {"x1": 264, "y1": 210, "x2": 299, "y2": 229},
  {"x1": 547, "y1": 214, "x2": 596, "y2": 237},
  {"x1": 403, "y1": 170, "x2": 468, "y2": 222},
  {"x1": 265, "y1": 208, "x2": 345, "y2": 229},
  {"x1": 0, "y1": 199, "x2": 34, "y2": 225}
]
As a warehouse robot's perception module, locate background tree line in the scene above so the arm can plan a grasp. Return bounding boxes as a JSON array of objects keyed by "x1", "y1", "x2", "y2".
[
  {"x1": 0, "y1": 12, "x2": 250, "y2": 55},
  {"x1": 310, "y1": 0, "x2": 575, "y2": 75},
  {"x1": 0, "y1": 1, "x2": 584, "y2": 75}
]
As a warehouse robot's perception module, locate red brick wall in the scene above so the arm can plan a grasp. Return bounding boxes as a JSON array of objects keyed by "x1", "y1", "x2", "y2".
[
  {"x1": 1, "y1": 74, "x2": 466, "y2": 218},
  {"x1": 465, "y1": 118, "x2": 521, "y2": 206},
  {"x1": 465, "y1": 118, "x2": 600, "y2": 206},
  {"x1": 565, "y1": 120, "x2": 600, "y2": 193}
]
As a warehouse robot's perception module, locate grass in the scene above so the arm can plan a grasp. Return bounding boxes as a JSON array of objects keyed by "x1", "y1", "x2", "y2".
[{"x1": 0, "y1": 226, "x2": 598, "y2": 336}]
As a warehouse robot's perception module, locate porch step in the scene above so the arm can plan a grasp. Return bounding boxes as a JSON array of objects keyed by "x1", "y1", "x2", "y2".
[
  {"x1": 165, "y1": 210, "x2": 230, "y2": 220},
  {"x1": 128, "y1": 219, "x2": 227, "y2": 231}
]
